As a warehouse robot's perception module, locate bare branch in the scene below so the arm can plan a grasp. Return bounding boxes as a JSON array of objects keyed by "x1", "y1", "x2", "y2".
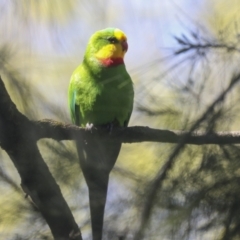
[
  {"x1": 33, "y1": 119, "x2": 240, "y2": 145},
  {"x1": 0, "y1": 77, "x2": 82, "y2": 240}
]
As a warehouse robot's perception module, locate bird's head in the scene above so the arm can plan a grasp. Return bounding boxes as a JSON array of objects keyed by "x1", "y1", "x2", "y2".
[{"x1": 85, "y1": 28, "x2": 128, "y2": 67}]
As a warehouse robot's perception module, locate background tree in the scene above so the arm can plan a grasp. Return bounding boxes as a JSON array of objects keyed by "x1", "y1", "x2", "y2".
[{"x1": 1, "y1": 0, "x2": 240, "y2": 239}]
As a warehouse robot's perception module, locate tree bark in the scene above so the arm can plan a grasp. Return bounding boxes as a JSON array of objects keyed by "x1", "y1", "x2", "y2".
[{"x1": 0, "y1": 78, "x2": 82, "y2": 240}]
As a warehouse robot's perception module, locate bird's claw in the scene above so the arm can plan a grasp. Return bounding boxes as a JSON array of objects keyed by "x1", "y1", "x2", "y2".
[
  {"x1": 106, "y1": 122, "x2": 114, "y2": 134},
  {"x1": 85, "y1": 123, "x2": 94, "y2": 130}
]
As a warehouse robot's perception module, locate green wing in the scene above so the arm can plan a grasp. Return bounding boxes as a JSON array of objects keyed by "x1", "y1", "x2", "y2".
[
  {"x1": 68, "y1": 63, "x2": 87, "y2": 126},
  {"x1": 68, "y1": 79, "x2": 80, "y2": 125}
]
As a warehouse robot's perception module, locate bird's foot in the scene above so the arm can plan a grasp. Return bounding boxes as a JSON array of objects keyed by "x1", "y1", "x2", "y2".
[
  {"x1": 85, "y1": 123, "x2": 94, "y2": 132},
  {"x1": 103, "y1": 119, "x2": 119, "y2": 134},
  {"x1": 106, "y1": 122, "x2": 114, "y2": 134}
]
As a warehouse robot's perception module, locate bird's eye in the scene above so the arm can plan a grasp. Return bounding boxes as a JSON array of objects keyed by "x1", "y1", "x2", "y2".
[{"x1": 108, "y1": 37, "x2": 117, "y2": 44}]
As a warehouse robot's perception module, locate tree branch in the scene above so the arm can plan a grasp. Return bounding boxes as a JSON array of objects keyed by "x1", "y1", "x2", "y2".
[
  {"x1": 0, "y1": 77, "x2": 82, "y2": 240},
  {"x1": 34, "y1": 119, "x2": 240, "y2": 145}
]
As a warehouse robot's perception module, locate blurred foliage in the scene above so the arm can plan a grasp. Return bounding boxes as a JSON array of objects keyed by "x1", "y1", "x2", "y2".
[
  {"x1": 15, "y1": 0, "x2": 78, "y2": 24},
  {"x1": 1, "y1": 0, "x2": 240, "y2": 240}
]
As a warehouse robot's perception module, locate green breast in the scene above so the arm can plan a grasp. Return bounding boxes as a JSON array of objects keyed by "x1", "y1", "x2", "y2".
[{"x1": 71, "y1": 63, "x2": 133, "y2": 127}]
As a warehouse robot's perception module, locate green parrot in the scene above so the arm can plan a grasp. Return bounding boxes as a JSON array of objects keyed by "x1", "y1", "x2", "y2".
[{"x1": 68, "y1": 28, "x2": 134, "y2": 240}]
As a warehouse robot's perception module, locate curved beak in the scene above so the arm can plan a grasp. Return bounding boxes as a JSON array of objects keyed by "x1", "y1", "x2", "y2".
[{"x1": 121, "y1": 40, "x2": 128, "y2": 52}]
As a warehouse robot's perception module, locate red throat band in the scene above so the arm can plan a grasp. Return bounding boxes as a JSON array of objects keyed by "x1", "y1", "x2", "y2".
[{"x1": 98, "y1": 58, "x2": 124, "y2": 67}]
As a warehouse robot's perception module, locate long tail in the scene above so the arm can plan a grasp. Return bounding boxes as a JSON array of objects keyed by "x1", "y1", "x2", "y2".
[
  {"x1": 77, "y1": 136, "x2": 121, "y2": 240},
  {"x1": 88, "y1": 171, "x2": 109, "y2": 240}
]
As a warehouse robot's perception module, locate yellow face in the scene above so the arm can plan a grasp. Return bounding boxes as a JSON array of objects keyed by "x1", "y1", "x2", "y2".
[{"x1": 95, "y1": 29, "x2": 128, "y2": 60}]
